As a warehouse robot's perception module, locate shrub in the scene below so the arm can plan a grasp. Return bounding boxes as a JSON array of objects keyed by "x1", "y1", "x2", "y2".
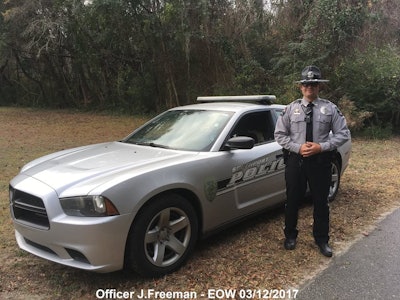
[
  {"x1": 359, "y1": 124, "x2": 393, "y2": 140},
  {"x1": 338, "y1": 96, "x2": 373, "y2": 132}
]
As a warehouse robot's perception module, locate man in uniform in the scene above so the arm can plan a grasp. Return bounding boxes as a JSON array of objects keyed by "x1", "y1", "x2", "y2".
[{"x1": 274, "y1": 66, "x2": 350, "y2": 257}]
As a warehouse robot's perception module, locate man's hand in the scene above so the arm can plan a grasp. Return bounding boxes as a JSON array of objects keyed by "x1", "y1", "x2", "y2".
[{"x1": 300, "y1": 142, "x2": 322, "y2": 157}]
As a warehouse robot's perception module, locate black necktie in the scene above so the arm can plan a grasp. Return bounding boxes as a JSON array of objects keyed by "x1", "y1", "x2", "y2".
[{"x1": 305, "y1": 103, "x2": 314, "y2": 142}]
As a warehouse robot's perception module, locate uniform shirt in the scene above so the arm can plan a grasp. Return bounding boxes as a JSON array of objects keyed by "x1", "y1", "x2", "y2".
[{"x1": 274, "y1": 98, "x2": 350, "y2": 154}]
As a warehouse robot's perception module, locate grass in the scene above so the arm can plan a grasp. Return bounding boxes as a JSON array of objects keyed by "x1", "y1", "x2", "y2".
[{"x1": 1, "y1": 107, "x2": 399, "y2": 299}]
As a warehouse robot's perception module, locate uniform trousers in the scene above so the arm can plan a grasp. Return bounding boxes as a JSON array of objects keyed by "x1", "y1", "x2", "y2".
[{"x1": 284, "y1": 152, "x2": 332, "y2": 243}]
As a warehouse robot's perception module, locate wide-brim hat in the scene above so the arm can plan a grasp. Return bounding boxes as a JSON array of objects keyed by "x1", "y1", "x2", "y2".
[{"x1": 295, "y1": 65, "x2": 329, "y2": 84}]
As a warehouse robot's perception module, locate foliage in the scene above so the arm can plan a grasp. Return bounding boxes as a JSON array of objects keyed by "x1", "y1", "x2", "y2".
[
  {"x1": 270, "y1": 0, "x2": 371, "y2": 101},
  {"x1": 338, "y1": 97, "x2": 373, "y2": 132},
  {"x1": 334, "y1": 45, "x2": 400, "y2": 130},
  {"x1": 0, "y1": 0, "x2": 400, "y2": 130},
  {"x1": 358, "y1": 124, "x2": 393, "y2": 139}
]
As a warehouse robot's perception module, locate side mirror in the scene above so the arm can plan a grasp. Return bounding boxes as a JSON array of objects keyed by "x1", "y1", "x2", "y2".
[{"x1": 225, "y1": 136, "x2": 255, "y2": 150}]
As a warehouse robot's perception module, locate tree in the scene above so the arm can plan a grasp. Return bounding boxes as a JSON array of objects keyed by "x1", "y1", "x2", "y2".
[
  {"x1": 0, "y1": 0, "x2": 399, "y2": 131},
  {"x1": 335, "y1": 45, "x2": 400, "y2": 128}
]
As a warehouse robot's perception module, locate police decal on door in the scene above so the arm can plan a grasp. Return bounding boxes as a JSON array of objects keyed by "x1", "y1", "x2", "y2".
[{"x1": 227, "y1": 151, "x2": 284, "y2": 188}]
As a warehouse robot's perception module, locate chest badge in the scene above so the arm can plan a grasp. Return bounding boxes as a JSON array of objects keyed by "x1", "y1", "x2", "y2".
[
  {"x1": 294, "y1": 108, "x2": 301, "y2": 115},
  {"x1": 320, "y1": 106, "x2": 328, "y2": 115}
]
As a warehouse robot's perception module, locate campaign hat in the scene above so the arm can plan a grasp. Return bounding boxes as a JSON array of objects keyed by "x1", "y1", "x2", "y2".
[{"x1": 296, "y1": 65, "x2": 329, "y2": 84}]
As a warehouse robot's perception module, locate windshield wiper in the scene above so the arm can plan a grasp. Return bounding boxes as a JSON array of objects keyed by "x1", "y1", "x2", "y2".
[{"x1": 134, "y1": 142, "x2": 171, "y2": 149}]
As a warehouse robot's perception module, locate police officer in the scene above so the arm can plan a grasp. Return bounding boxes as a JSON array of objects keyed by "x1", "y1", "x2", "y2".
[{"x1": 274, "y1": 66, "x2": 350, "y2": 257}]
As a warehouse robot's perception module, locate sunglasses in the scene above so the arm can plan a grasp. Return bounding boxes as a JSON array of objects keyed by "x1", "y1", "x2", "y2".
[{"x1": 301, "y1": 82, "x2": 319, "y2": 87}]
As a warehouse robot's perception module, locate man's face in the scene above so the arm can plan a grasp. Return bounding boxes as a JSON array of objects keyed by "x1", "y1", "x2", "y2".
[{"x1": 300, "y1": 82, "x2": 319, "y2": 101}]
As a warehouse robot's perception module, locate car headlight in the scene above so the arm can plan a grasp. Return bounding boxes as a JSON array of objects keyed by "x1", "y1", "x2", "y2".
[{"x1": 60, "y1": 196, "x2": 119, "y2": 217}]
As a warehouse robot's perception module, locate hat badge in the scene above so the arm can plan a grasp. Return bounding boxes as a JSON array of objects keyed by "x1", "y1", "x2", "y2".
[{"x1": 307, "y1": 71, "x2": 314, "y2": 79}]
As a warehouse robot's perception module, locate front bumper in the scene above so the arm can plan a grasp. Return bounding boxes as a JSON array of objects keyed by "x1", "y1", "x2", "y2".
[
  {"x1": 10, "y1": 175, "x2": 132, "y2": 273},
  {"x1": 13, "y1": 216, "x2": 131, "y2": 272}
]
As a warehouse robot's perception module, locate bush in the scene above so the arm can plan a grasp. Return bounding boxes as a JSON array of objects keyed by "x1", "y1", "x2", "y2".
[
  {"x1": 338, "y1": 96, "x2": 373, "y2": 132},
  {"x1": 334, "y1": 45, "x2": 400, "y2": 130},
  {"x1": 358, "y1": 124, "x2": 393, "y2": 140}
]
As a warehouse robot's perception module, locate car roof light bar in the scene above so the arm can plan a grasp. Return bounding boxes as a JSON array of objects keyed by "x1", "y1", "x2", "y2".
[{"x1": 197, "y1": 95, "x2": 276, "y2": 104}]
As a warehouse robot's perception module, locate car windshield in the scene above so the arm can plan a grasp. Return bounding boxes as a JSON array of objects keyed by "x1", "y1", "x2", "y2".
[{"x1": 124, "y1": 109, "x2": 234, "y2": 151}]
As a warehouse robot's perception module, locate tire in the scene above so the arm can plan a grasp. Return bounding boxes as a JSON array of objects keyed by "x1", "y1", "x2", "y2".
[
  {"x1": 125, "y1": 193, "x2": 198, "y2": 277},
  {"x1": 328, "y1": 159, "x2": 341, "y2": 202}
]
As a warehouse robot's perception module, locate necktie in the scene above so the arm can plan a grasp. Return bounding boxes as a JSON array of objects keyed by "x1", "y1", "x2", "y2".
[{"x1": 305, "y1": 103, "x2": 314, "y2": 142}]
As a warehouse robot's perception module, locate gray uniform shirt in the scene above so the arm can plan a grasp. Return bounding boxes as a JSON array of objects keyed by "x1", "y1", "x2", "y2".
[{"x1": 274, "y1": 98, "x2": 350, "y2": 154}]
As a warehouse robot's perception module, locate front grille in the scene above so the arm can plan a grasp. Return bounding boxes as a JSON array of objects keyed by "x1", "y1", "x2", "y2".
[{"x1": 10, "y1": 186, "x2": 50, "y2": 229}]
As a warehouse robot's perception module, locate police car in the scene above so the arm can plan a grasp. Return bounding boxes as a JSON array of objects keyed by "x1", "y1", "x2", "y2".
[{"x1": 9, "y1": 95, "x2": 351, "y2": 277}]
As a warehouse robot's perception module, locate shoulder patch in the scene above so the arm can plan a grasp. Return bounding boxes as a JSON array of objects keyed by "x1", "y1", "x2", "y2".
[{"x1": 336, "y1": 107, "x2": 344, "y2": 116}]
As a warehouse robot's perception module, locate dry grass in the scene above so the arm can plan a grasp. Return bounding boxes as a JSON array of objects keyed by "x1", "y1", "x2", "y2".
[{"x1": 1, "y1": 107, "x2": 399, "y2": 299}]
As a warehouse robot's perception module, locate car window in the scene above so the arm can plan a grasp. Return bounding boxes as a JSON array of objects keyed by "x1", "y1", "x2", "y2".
[
  {"x1": 273, "y1": 108, "x2": 284, "y2": 120},
  {"x1": 124, "y1": 110, "x2": 234, "y2": 151},
  {"x1": 230, "y1": 111, "x2": 275, "y2": 145}
]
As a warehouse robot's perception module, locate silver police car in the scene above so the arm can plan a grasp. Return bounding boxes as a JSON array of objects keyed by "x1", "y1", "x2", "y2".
[{"x1": 9, "y1": 95, "x2": 351, "y2": 277}]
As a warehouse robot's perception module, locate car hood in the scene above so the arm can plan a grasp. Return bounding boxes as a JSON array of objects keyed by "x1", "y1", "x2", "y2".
[{"x1": 21, "y1": 142, "x2": 196, "y2": 196}]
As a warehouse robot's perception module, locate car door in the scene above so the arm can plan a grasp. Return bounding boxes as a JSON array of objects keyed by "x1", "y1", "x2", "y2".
[{"x1": 215, "y1": 110, "x2": 286, "y2": 215}]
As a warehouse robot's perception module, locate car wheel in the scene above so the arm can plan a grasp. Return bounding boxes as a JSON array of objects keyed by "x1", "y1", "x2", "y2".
[
  {"x1": 125, "y1": 193, "x2": 198, "y2": 277},
  {"x1": 328, "y1": 159, "x2": 341, "y2": 201}
]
